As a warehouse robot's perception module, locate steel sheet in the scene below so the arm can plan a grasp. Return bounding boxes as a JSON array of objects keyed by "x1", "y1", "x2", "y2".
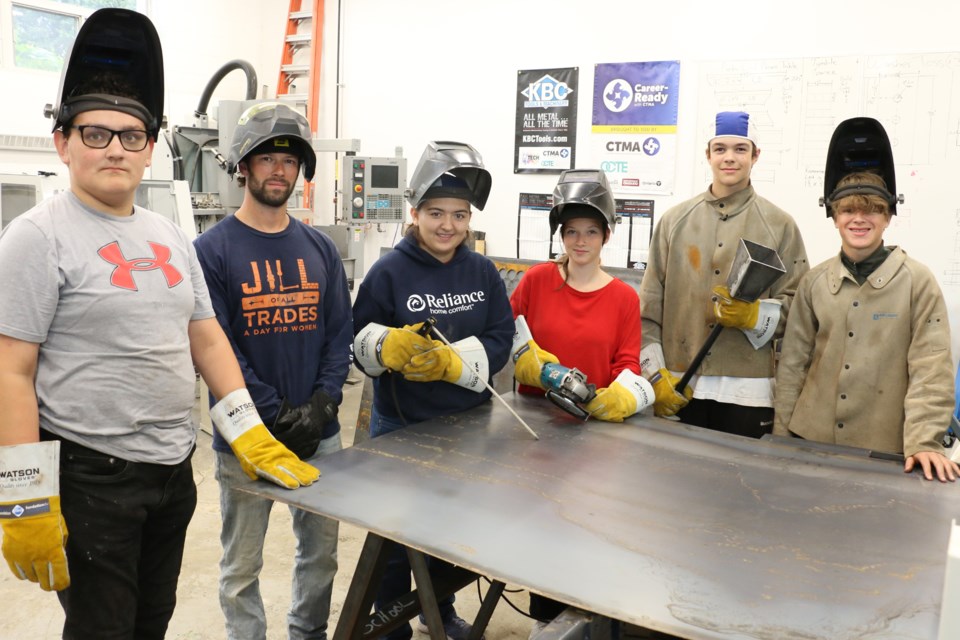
[{"x1": 246, "y1": 393, "x2": 960, "y2": 639}]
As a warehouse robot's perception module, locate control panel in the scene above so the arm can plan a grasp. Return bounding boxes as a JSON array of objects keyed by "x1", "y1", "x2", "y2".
[{"x1": 339, "y1": 155, "x2": 407, "y2": 223}]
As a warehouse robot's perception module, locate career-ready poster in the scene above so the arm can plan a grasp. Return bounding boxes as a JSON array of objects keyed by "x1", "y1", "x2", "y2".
[
  {"x1": 592, "y1": 61, "x2": 680, "y2": 195},
  {"x1": 515, "y1": 68, "x2": 578, "y2": 173}
]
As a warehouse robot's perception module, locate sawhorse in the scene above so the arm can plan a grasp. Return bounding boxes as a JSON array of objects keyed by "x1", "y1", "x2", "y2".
[{"x1": 334, "y1": 532, "x2": 506, "y2": 640}]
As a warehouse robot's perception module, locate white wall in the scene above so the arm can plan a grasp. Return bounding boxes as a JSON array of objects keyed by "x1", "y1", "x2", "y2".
[
  {"x1": 330, "y1": 0, "x2": 960, "y2": 269},
  {"x1": 151, "y1": 1, "x2": 288, "y2": 130}
]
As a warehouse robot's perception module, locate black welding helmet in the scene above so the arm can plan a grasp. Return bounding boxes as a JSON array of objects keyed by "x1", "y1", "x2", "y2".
[
  {"x1": 44, "y1": 8, "x2": 164, "y2": 139},
  {"x1": 226, "y1": 102, "x2": 316, "y2": 181},
  {"x1": 406, "y1": 141, "x2": 492, "y2": 210},
  {"x1": 549, "y1": 169, "x2": 617, "y2": 237},
  {"x1": 820, "y1": 117, "x2": 902, "y2": 215}
]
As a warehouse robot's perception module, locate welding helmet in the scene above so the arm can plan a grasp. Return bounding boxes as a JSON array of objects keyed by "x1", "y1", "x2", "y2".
[
  {"x1": 820, "y1": 117, "x2": 902, "y2": 215},
  {"x1": 406, "y1": 141, "x2": 492, "y2": 210},
  {"x1": 549, "y1": 169, "x2": 617, "y2": 237},
  {"x1": 44, "y1": 8, "x2": 164, "y2": 139},
  {"x1": 226, "y1": 102, "x2": 316, "y2": 181}
]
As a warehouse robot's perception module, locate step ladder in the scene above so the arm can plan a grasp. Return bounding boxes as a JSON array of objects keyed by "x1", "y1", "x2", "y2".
[{"x1": 276, "y1": 0, "x2": 324, "y2": 209}]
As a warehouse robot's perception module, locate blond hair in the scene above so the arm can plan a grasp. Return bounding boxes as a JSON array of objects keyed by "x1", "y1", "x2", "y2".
[{"x1": 829, "y1": 172, "x2": 891, "y2": 217}]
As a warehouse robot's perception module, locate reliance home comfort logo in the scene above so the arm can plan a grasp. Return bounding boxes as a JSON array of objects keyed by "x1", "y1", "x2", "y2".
[{"x1": 406, "y1": 290, "x2": 486, "y2": 315}]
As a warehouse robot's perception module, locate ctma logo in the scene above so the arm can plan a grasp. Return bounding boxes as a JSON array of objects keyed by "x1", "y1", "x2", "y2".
[
  {"x1": 602, "y1": 79, "x2": 632, "y2": 113},
  {"x1": 407, "y1": 294, "x2": 426, "y2": 312}
]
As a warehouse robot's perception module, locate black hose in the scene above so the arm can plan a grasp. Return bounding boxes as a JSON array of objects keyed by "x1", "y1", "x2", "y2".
[
  {"x1": 390, "y1": 373, "x2": 409, "y2": 427},
  {"x1": 194, "y1": 59, "x2": 258, "y2": 118}
]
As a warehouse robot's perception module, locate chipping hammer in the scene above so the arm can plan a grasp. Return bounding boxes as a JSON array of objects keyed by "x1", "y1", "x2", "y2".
[{"x1": 675, "y1": 238, "x2": 786, "y2": 393}]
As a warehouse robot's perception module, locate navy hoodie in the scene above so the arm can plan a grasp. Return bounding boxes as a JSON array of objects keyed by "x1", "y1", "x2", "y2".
[{"x1": 352, "y1": 235, "x2": 513, "y2": 423}]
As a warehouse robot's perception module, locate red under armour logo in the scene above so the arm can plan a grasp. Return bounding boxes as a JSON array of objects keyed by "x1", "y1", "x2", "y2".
[{"x1": 98, "y1": 241, "x2": 184, "y2": 291}]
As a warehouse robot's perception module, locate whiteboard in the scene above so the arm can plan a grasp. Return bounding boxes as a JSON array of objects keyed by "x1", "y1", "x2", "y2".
[{"x1": 695, "y1": 53, "x2": 960, "y2": 367}]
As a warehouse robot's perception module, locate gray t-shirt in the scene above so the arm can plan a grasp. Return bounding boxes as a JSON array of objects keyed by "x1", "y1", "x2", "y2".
[{"x1": 0, "y1": 190, "x2": 214, "y2": 464}]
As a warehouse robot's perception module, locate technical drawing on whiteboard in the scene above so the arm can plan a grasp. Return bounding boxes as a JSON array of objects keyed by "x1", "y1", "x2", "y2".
[
  {"x1": 697, "y1": 53, "x2": 960, "y2": 207},
  {"x1": 945, "y1": 208, "x2": 960, "y2": 287}
]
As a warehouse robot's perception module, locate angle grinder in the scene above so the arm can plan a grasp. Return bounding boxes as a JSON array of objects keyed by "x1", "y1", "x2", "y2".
[{"x1": 540, "y1": 363, "x2": 597, "y2": 420}]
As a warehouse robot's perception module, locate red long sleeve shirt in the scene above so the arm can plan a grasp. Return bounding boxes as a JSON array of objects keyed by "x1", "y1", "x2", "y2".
[{"x1": 510, "y1": 262, "x2": 641, "y2": 395}]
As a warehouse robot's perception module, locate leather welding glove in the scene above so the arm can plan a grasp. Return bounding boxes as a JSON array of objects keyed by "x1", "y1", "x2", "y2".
[
  {"x1": 210, "y1": 389, "x2": 320, "y2": 489},
  {"x1": 354, "y1": 322, "x2": 434, "y2": 376},
  {"x1": 585, "y1": 369, "x2": 656, "y2": 423},
  {"x1": 651, "y1": 368, "x2": 692, "y2": 418},
  {"x1": 271, "y1": 390, "x2": 338, "y2": 460},
  {"x1": 712, "y1": 285, "x2": 760, "y2": 330},
  {"x1": 512, "y1": 339, "x2": 560, "y2": 390},
  {"x1": 402, "y1": 336, "x2": 489, "y2": 392},
  {"x1": 0, "y1": 441, "x2": 70, "y2": 591}
]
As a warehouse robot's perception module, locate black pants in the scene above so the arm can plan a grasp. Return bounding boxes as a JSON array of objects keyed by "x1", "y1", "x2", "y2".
[
  {"x1": 676, "y1": 399, "x2": 774, "y2": 439},
  {"x1": 44, "y1": 432, "x2": 197, "y2": 640}
]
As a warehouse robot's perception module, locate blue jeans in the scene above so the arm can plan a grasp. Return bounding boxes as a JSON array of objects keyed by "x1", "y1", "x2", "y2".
[
  {"x1": 369, "y1": 408, "x2": 457, "y2": 640},
  {"x1": 369, "y1": 406, "x2": 408, "y2": 438},
  {"x1": 49, "y1": 433, "x2": 197, "y2": 640},
  {"x1": 215, "y1": 432, "x2": 342, "y2": 640}
]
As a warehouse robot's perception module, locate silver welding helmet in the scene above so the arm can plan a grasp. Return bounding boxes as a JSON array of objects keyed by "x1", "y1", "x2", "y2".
[
  {"x1": 44, "y1": 8, "x2": 164, "y2": 139},
  {"x1": 548, "y1": 169, "x2": 617, "y2": 237},
  {"x1": 226, "y1": 102, "x2": 316, "y2": 181},
  {"x1": 405, "y1": 141, "x2": 492, "y2": 210},
  {"x1": 820, "y1": 117, "x2": 902, "y2": 215}
]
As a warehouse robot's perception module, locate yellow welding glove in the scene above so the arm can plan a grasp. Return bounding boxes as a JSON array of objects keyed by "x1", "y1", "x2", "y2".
[
  {"x1": 210, "y1": 389, "x2": 320, "y2": 489},
  {"x1": 651, "y1": 368, "x2": 692, "y2": 418},
  {"x1": 586, "y1": 386, "x2": 635, "y2": 423},
  {"x1": 585, "y1": 369, "x2": 656, "y2": 422},
  {"x1": 0, "y1": 441, "x2": 70, "y2": 591},
  {"x1": 403, "y1": 339, "x2": 462, "y2": 383},
  {"x1": 379, "y1": 323, "x2": 435, "y2": 371},
  {"x1": 353, "y1": 322, "x2": 434, "y2": 376},
  {"x1": 713, "y1": 285, "x2": 760, "y2": 330},
  {"x1": 402, "y1": 336, "x2": 489, "y2": 393},
  {"x1": 512, "y1": 339, "x2": 560, "y2": 389}
]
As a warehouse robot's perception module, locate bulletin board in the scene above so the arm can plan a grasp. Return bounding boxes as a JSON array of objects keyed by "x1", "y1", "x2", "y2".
[{"x1": 695, "y1": 52, "x2": 960, "y2": 364}]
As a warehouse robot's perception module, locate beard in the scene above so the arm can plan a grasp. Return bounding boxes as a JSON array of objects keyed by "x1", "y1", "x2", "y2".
[{"x1": 247, "y1": 174, "x2": 295, "y2": 208}]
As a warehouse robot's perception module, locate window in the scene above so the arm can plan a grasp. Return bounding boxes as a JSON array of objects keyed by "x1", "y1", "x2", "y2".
[
  {"x1": 12, "y1": 5, "x2": 79, "y2": 71},
  {"x1": 6, "y1": 0, "x2": 137, "y2": 72},
  {"x1": 0, "y1": 179, "x2": 41, "y2": 228}
]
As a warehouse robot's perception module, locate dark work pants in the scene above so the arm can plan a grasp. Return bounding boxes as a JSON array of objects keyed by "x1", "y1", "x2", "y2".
[
  {"x1": 44, "y1": 432, "x2": 198, "y2": 640},
  {"x1": 676, "y1": 398, "x2": 774, "y2": 439}
]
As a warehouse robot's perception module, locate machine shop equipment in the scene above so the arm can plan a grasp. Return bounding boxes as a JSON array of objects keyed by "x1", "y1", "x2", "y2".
[
  {"x1": 160, "y1": 60, "x2": 406, "y2": 239},
  {"x1": 339, "y1": 155, "x2": 407, "y2": 224}
]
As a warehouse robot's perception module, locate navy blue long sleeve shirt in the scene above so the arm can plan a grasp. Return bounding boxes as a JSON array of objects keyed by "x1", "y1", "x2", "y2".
[{"x1": 194, "y1": 214, "x2": 353, "y2": 452}]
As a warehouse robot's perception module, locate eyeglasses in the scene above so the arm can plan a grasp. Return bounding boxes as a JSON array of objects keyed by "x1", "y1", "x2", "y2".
[{"x1": 69, "y1": 125, "x2": 150, "y2": 152}]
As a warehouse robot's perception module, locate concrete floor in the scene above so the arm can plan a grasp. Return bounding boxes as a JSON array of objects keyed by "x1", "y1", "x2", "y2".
[{"x1": 0, "y1": 369, "x2": 535, "y2": 639}]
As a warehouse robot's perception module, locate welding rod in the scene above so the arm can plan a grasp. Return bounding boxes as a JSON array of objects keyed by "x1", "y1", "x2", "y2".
[{"x1": 425, "y1": 321, "x2": 539, "y2": 441}]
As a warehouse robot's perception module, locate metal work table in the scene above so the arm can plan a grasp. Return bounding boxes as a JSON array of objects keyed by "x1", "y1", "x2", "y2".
[{"x1": 246, "y1": 393, "x2": 960, "y2": 639}]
